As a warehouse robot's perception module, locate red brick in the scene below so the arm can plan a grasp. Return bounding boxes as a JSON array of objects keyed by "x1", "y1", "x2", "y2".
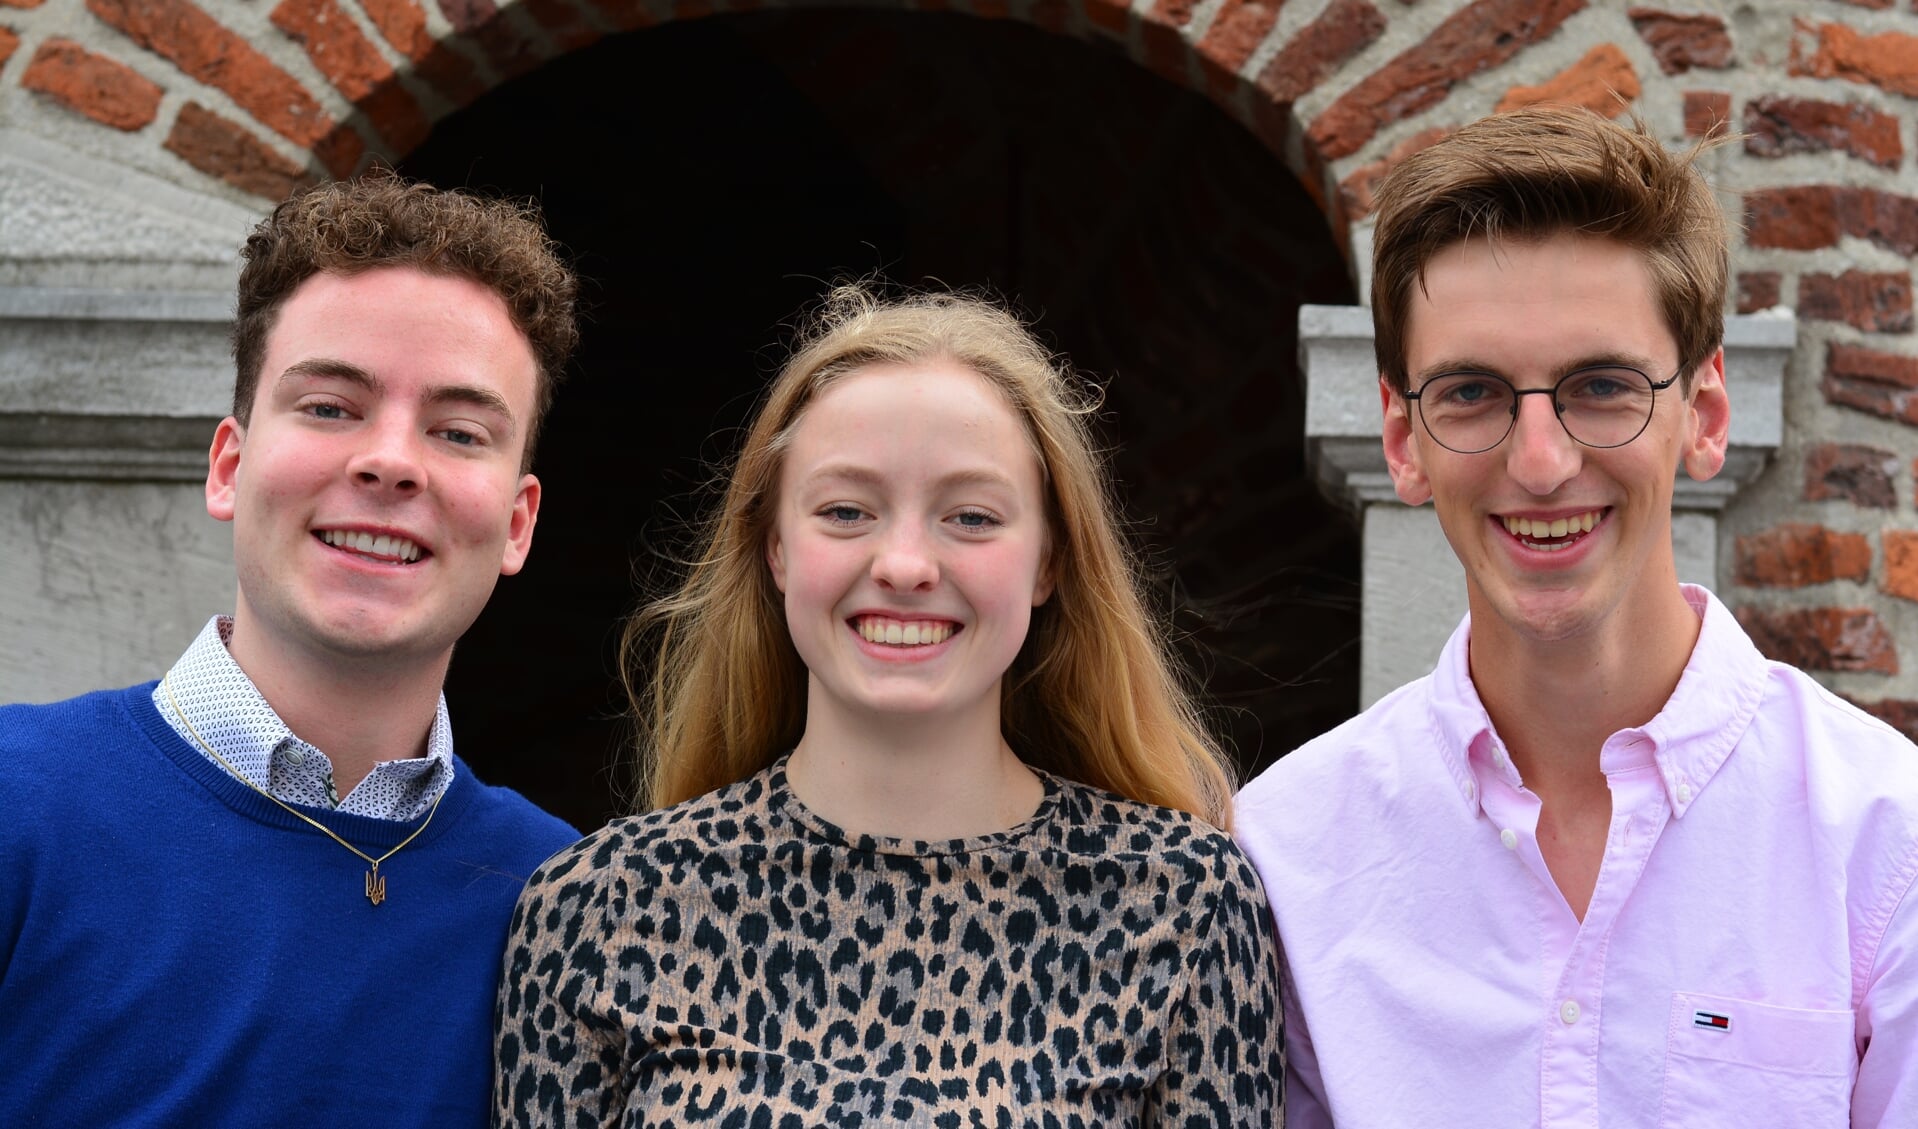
[
  {"x1": 1495, "y1": 42, "x2": 1639, "y2": 117},
  {"x1": 523, "y1": 0, "x2": 601, "y2": 53},
  {"x1": 1149, "y1": 0, "x2": 1198, "y2": 30},
  {"x1": 1257, "y1": 0, "x2": 1386, "y2": 103},
  {"x1": 361, "y1": 0, "x2": 430, "y2": 55},
  {"x1": 440, "y1": 0, "x2": 541, "y2": 79},
  {"x1": 1309, "y1": 0, "x2": 1584, "y2": 160},
  {"x1": 1824, "y1": 342, "x2": 1918, "y2": 428},
  {"x1": 87, "y1": 0, "x2": 333, "y2": 146},
  {"x1": 0, "y1": 26, "x2": 19, "y2": 73},
  {"x1": 271, "y1": 0, "x2": 430, "y2": 154},
  {"x1": 1745, "y1": 95, "x2": 1902, "y2": 170},
  {"x1": 1735, "y1": 523, "x2": 1872, "y2": 588},
  {"x1": 1805, "y1": 443, "x2": 1900, "y2": 508},
  {"x1": 1836, "y1": 0, "x2": 1894, "y2": 8},
  {"x1": 164, "y1": 101, "x2": 316, "y2": 199},
  {"x1": 1682, "y1": 89, "x2": 1730, "y2": 138},
  {"x1": 313, "y1": 123, "x2": 367, "y2": 178},
  {"x1": 1887, "y1": 530, "x2": 1918, "y2": 601},
  {"x1": 1736, "y1": 270, "x2": 1780, "y2": 314},
  {"x1": 1340, "y1": 125, "x2": 1450, "y2": 218},
  {"x1": 20, "y1": 39, "x2": 163, "y2": 132},
  {"x1": 1140, "y1": 12, "x2": 1191, "y2": 85},
  {"x1": 1799, "y1": 270, "x2": 1914, "y2": 333},
  {"x1": 1842, "y1": 696, "x2": 1918, "y2": 742},
  {"x1": 1791, "y1": 20, "x2": 1918, "y2": 99},
  {"x1": 414, "y1": 41, "x2": 485, "y2": 107},
  {"x1": 585, "y1": 0, "x2": 652, "y2": 32},
  {"x1": 1085, "y1": 0, "x2": 1129, "y2": 35},
  {"x1": 1835, "y1": 187, "x2": 1918, "y2": 257},
  {"x1": 0, "y1": 0, "x2": 46, "y2": 7},
  {"x1": 1200, "y1": 0, "x2": 1284, "y2": 91},
  {"x1": 1745, "y1": 185, "x2": 1839, "y2": 250},
  {"x1": 1735, "y1": 605, "x2": 1899, "y2": 673},
  {"x1": 1628, "y1": 7, "x2": 1733, "y2": 75}
]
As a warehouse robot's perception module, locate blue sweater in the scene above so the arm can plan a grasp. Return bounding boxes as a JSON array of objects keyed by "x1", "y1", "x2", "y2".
[{"x1": 0, "y1": 683, "x2": 580, "y2": 1128}]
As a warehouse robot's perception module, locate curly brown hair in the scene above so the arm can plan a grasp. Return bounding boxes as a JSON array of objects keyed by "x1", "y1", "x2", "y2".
[
  {"x1": 1371, "y1": 106, "x2": 1731, "y2": 395},
  {"x1": 232, "y1": 171, "x2": 579, "y2": 468}
]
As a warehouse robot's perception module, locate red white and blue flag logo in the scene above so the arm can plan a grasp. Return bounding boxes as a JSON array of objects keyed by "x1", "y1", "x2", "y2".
[{"x1": 1693, "y1": 1010, "x2": 1731, "y2": 1032}]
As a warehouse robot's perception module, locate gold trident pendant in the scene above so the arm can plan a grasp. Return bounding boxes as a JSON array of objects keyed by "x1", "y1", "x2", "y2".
[{"x1": 365, "y1": 866, "x2": 387, "y2": 906}]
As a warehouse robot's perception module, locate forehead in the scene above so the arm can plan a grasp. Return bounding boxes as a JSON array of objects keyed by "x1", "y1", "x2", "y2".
[
  {"x1": 781, "y1": 360, "x2": 1042, "y2": 489},
  {"x1": 259, "y1": 267, "x2": 538, "y2": 410},
  {"x1": 1406, "y1": 234, "x2": 1674, "y2": 372}
]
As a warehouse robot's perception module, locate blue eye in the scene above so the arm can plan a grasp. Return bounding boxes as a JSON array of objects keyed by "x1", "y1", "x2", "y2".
[
  {"x1": 438, "y1": 429, "x2": 477, "y2": 446},
  {"x1": 952, "y1": 510, "x2": 999, "y2": 530},
  {"x1": 822, "y1": 506, "x2": 864, "y2": 525},
  {"x1": 310, "y1": 403, "x2": 346, "y2": 420}
]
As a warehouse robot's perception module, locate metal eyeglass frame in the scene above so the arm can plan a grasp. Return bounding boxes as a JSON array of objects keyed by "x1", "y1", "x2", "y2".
[{"x1": 1401, "y1": 364, "x2": 1684, "y2": 454}]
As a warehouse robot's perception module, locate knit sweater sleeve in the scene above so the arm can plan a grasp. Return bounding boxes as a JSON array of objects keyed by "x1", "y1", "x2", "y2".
[{"x1": 1144, "y1": 834, "x2": 1286, "y2": 1127}]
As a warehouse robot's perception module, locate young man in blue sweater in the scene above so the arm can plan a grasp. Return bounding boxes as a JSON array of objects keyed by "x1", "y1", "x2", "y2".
[{"x1": 0, "y1": 174, "x2": 583, "y2": 1127}]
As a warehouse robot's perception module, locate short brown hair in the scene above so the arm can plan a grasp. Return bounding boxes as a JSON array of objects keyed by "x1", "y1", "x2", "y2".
[
  {"x1": 232, "y1": 171, "x2": 578, "y2": 467},
  {"x1": 1371, "y1": 106, "x2": 1730, "y2": 392}
]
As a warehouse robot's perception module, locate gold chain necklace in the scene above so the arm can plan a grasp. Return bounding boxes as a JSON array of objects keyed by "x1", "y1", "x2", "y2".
[{"x1": 161, "y1": 673, "x2": 445, "y2": 906}]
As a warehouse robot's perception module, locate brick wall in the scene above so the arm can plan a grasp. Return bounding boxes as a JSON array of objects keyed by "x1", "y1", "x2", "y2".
[{"x1": 1, "y1": 0, "x2": 1913, "y2": 734}]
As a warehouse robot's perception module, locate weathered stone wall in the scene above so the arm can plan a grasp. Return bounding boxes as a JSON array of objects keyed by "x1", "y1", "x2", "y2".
[{"x1": 0, "y1": 0, "x2": 1912, "y2": 732}]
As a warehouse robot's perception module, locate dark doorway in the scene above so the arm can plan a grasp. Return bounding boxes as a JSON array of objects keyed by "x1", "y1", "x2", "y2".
[{"x1": 403, "y1": 10, "x2": 1359, "y2": 832}]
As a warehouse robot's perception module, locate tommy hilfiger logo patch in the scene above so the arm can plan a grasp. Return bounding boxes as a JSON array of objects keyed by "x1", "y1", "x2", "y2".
[{"x1": 1693, "y1": 1010, "x2": 1731, "y2": 1032}]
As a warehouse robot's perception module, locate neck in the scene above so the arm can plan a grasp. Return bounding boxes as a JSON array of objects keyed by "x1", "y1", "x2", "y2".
[
  {"x1": 1468, "y1": 581, "x2": 1701, "y2": 800},
  {"x1": 785, "y1": 685, "x2": 1042, "y2": 841},
  {"x1": 224, "y1": 613, "x2": 448, "y2": 798}
]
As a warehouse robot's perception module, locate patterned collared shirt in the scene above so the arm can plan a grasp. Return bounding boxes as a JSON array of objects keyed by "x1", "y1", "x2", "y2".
[{"x1": 152, "y1": 616, "x2": 455, "y2": 820}]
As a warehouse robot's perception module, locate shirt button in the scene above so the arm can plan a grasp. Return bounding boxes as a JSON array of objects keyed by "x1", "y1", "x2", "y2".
[
  {"x1": 1560, "y1": 1000, "x2": 1581, "y2": 1025},
  {"x1": 1500, "y1": 829, "x2": 1518, "y2": 850},
  {"x1": 283, "y1": 748, "x2": 305, "y2": 765},
  {"x1": 1676, "y1": 782, "x2": 1694, "y2": 804},
  {"x1": 1463, "y1": 781, "x2": 1476, "y2": 803}
]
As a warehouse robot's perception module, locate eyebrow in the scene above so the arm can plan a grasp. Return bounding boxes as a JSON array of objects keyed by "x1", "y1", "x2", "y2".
[
  {"x1": 1412, "y1": 351, "x2": 1665, "y2": 385},
  {"x1": 801, "y1": 463, "x2": 1019, "y2": 493},
  {"x1": 277, "y1": 358, "x2": 518, "y2": 428}
]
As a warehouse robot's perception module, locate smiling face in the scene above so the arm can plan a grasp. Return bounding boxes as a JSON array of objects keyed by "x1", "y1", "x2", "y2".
[
  {"x1": 206, "y1": 266, "x2": 541, "y2": 674},
  {"x1": 766, "y1": 359, "x2": 1053, "y2": 731},
  {"x1": 1382, "y1": 233, "x2": 1729, "y2": 647}
]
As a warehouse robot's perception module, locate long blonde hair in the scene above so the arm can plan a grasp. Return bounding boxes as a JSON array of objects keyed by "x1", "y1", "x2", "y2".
[{"x1": 624, "y1": 284, "x2": 1237, "y2": 827}]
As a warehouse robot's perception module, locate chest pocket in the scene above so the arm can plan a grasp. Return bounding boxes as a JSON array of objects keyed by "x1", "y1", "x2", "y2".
[{"x1": 1658, "y1": 991, "x2": 1856, "y2": 1128}]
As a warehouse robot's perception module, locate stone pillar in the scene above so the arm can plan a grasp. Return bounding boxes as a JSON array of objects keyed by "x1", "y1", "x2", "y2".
[
  {"x1": 0, "y1": 132, "x2": 255, "y2": 702},
  {"x1": 1301, "y1": 304, "x2": 1792, "y2": 708}
]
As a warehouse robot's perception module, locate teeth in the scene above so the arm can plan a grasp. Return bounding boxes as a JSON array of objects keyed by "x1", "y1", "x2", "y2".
[
  {"x1": 1501, "y1": 510, "x2": 1603, "y2": 542},
  {"x1": 320, "y1": 529, "x2": 422, "y2": 562},
  {"x1": 857, "y1": 617, "x2": 953, "y2": 646}
]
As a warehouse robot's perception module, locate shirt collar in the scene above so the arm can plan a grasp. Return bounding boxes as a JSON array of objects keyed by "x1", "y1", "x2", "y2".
[
  {"x1": 156, "y1": 615, "x2": 455, "y2": 796},
  {"x1": 1426, "y1": 585, "x2": 1770, "y2": 818}
]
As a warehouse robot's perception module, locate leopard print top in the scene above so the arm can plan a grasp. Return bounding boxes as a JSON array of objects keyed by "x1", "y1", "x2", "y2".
[{"x1": 495, "y1": 758, "x2": 1283, "y2": 1128}]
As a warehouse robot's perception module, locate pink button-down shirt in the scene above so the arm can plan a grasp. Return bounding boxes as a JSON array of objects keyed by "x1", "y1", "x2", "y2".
[{"x1": 1236, "y1": 586, "x2": 1918, "y2": 1127}]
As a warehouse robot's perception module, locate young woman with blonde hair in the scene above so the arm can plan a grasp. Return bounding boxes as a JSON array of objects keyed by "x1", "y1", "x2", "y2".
[{"x1": 495, "y1": 285, "x2": 1283, "y2": 1127}]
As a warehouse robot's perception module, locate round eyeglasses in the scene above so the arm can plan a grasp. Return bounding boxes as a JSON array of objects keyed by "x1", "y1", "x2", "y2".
[{"x1": 1402, "y1": 365, "x2": 1683, "y2": 454}]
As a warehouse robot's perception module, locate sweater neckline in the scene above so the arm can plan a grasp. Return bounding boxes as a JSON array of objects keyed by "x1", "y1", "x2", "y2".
[
  {"x1": 767, "y1": 753, "x2": 1062, "y2": 858},
  {"x1": 124, "y1": 682, "x2": 476, "y2": 851}
]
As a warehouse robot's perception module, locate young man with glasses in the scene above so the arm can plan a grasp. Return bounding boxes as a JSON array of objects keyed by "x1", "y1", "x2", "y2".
[
  {"x1": 1236, "y1": 106, "x2": 1918, "y2": 1126},
  {"x1": 0, "y1": 175, "x2": 581, "y2": 1126}
]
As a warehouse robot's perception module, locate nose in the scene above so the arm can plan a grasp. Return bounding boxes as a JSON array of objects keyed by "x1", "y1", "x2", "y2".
[
  {"x1": 870, "y1": 521, "x2": 939, "y2": 592},
  {"x1": 1503, "y1": 392, "x2": 1581, "y2": 496},
  {"x1": 346, "y1": 419, "x2": 426, "y2": 495}
]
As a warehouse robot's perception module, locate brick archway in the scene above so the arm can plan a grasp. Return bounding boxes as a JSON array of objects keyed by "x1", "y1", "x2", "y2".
[{"x1": 5, "y1": 0, "x2": 1918, "y2": 748}]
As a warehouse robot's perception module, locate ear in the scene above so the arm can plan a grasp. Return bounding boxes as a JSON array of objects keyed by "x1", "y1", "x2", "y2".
[
  {"x1": 205, "y1": 417, "x2": 244, "y2": 523},
  {"x1": 1680, "y1": 348, "x2": 1730, "y2": 483},
  {"x1": 1031, "y1": 544, "x2": 1056, "y2": 608},
  {"x1": 766, "y1": 526, "x2": 787, "y2": 594},
  {"x1": 499, "y1": 473, "x2": 541, "y2": 576},
  {"x1": 1380, "y1": 376, "x2": 1433, "y2": 506}
]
